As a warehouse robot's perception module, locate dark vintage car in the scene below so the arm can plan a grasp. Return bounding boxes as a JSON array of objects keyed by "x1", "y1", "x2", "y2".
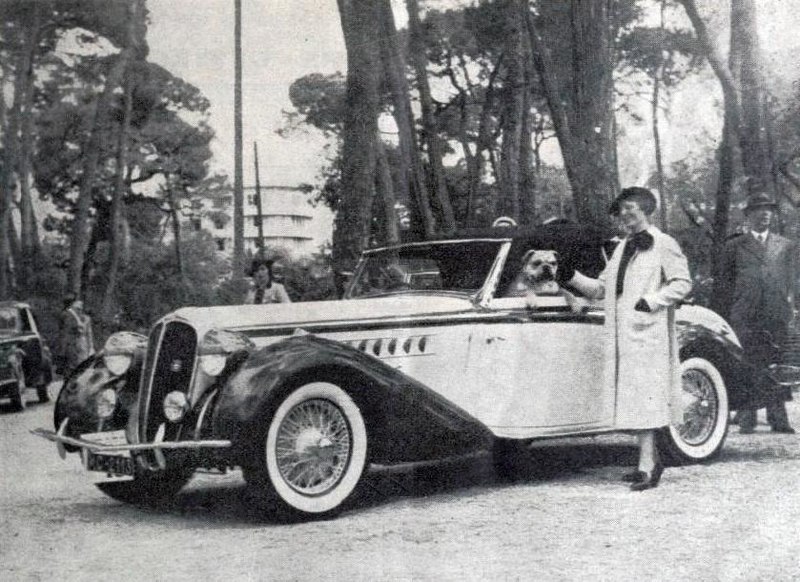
[
  {"x1": 34, "y1": 225, "x2": 793, "y2": 519},
  {"x1": 0, "y1": 301, "x2": 54, "y2": 411}
]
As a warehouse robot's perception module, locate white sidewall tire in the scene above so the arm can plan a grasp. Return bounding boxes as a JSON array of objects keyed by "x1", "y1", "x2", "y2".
[
  {"x1": 669, "y1": 357, "x2": 729, "y2": 461},
  {"x1": 265, "y1": 381, "x2": 368, "y2": 515}
]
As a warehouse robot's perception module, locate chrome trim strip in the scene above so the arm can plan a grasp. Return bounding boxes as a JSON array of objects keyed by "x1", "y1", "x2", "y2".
[
  {"x1": 31, "y1": 427, "x2": 232, "y2": 452},
  {"x1": 364, "y1": 238, "x2": 512, "y2": 255}
]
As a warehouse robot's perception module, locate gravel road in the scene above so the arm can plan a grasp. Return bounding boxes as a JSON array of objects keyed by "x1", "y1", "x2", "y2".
[{"x1": 2, "y1": 382, "x2": 799, "y2": 581}]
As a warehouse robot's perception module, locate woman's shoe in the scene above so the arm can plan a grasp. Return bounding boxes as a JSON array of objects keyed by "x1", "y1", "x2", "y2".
[
  {"x1": 630, "y1": 463, "x2": 664, "y2": 492},
  {"x1": 622, "y1": 470, "x2": 645, "y2": 483}
]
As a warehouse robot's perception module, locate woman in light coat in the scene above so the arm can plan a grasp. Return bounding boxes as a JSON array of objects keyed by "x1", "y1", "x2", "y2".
[{"x1": 561, "y1": 187, "x2": 692, "y2": 491}]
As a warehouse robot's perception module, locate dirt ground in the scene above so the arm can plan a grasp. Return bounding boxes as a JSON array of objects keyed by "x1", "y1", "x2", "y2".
[{"x1": 2, "y1": 382, "x2": 799, "y2": 581}]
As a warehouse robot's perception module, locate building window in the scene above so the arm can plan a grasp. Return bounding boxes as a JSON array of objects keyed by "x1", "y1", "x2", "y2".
[
  {"x1": 247, "y1": 194, "x2": 257, "y2": 205},
  {"x1": 191, "y1": 218, "x2": 202, "y2": 232},
  {"x1": 216, "y1": 239, "x2": 226, "y2": 251}
]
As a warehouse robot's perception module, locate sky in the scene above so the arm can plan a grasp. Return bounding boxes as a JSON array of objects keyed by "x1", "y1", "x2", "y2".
[
  {"x1": 145, "y1": 0, "x2": 800, "y2": 193},
  {"x1": 147, "y1": 0, "x2": 346, "y2": 188}
]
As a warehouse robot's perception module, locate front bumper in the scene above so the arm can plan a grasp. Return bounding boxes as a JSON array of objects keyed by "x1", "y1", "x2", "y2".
[{"x1": 32, "y1": 419, "x2": 232, "y2": 470}]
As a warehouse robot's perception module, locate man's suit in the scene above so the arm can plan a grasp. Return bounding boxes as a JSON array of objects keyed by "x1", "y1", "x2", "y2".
[{"x1": 720, "y1": 230, "x2": 797, "y2": 431}]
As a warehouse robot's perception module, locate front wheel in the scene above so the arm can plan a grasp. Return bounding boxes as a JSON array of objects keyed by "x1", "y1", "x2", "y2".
[
  {"x1": 246, "y1": 381, "x2": 368, "y2": 519},
  {"x1": 95, "y1": 461, "x2": 193, "y2": 506},
  {"x1": 658, "y1": 357, "x2": 729, "y2": 464}
]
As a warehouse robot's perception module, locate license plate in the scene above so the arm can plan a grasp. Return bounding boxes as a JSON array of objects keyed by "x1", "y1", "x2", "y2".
[
  {"x1": 81, "y1": 430, "x2": 134, "y2": 476},
  {"x1": 86, "y1": 452, "x2": 135, "y2": 476}
]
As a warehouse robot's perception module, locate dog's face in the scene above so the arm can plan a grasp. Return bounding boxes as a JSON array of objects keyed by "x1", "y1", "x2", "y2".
[{"x1": 521, "y1": 249, "x2": 560, "y2": 294}]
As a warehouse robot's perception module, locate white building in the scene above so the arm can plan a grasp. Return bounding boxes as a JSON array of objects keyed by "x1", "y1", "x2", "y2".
[{"x1": 202, "y1": 185, "x2": 332, "y2": 258}]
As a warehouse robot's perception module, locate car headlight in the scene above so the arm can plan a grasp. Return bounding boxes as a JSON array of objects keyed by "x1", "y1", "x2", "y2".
[
  {"x1": 95, "y1": 388, "x2": 117, "y2": 419},
  {"x1": 199, "y1": 354, "x2": 227, "y2": 376},
  {"x1": 163, "y1": 391, "x2": 189, "y2": 422},
  {"x1": 102, "y1": 331, "x2": 147, "y2": 376},
  {"x1": 197, "y1": 329, "x2": 255, "y2": 377},
  {"x1": 104, "y1": 354, "x2": 133, "y2": 376}
]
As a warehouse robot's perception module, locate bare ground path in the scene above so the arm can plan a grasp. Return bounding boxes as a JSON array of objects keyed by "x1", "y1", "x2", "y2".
[{"x1": 2, "y1": 383, "x2": 799, "y2": 581}]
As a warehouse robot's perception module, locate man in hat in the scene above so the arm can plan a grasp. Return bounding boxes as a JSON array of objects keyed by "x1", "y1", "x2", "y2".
[{"x1": 720, "y1": 192, "x2": 796, "y2": 434}]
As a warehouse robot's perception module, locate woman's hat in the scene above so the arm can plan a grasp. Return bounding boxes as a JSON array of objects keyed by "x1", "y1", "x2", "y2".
[
  {"x1": 744, "y1": 192, "x2": 777, "y2": 213},
  {"x1": 609, "y1": 187, "x2": 658, "y2": 216}
]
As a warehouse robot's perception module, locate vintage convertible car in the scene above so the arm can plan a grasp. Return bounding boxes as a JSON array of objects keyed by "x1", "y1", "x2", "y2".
[
  {"x1": 34, "y1": 225, "x2": 787, "y2": 518},
  {"x1": 0, "y1": 301, "x2": 54, "y2": 411}
]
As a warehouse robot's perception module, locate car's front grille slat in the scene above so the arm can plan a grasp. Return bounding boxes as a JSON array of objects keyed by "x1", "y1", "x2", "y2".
[{"x1": 139, "y1": 322, "x2": 197, "y2": 442}]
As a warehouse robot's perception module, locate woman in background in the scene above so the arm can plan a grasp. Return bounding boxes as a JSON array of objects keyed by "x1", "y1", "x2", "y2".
[{"x1": 245, "y1": 257, "x2": 291, "y2": 304}]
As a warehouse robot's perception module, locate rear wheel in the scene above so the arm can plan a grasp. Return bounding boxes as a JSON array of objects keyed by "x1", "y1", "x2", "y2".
[
  {"x1": 658, "y1": 357, "x2": 729, "y2": 464},
  {"x1": 10, "y1": 373, "x2": 26, "y2": 412},
  {"x1": 245, "y1": 381, "x2": 368, "y2": 519},
  {"x1": 36, "y1": 370, "x2": 51, "y2": 403}
]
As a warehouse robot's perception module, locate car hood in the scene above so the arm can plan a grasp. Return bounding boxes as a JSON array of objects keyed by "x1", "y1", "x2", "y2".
[{"x1": 170, "y1": 294, "x2": 477, "y2": 332}]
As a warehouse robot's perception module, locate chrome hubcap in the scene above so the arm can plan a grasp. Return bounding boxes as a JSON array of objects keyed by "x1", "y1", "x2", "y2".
[
  {"x1": 679, "y1": 369, "x2": 718, "y2": 445},
  {"x1": 275, "y1": 399, "x2": 352, "y2": 495}
]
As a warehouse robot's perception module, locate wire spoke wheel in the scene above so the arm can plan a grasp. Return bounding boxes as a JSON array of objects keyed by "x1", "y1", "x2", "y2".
[
  {"x1": 678, "y1": 368, "x2": 719, "y2": 445},
  {"x1": 275, "y1": 398, "x2": 352, "y2": 496},
  {"x1": 262, "y1": 381, "x2": 368, "y2": 517},
  {"x1": 660, "y1": 357, "x2": 729, "y2": 464}
]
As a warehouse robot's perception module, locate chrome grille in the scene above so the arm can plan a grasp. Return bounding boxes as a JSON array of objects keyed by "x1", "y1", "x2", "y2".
[{"x1": 138, "y1": 322, "x2": 197, "y2": 441}]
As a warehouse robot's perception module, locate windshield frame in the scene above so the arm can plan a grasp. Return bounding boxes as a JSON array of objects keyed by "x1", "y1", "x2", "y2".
[{"x1": 345, "y1": 239, "x2": 511, "y2": 302}]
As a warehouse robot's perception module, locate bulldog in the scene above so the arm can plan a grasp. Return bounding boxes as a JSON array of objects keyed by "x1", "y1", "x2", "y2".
[{"x1": 511, "y1": 249, "x2": 588, "y2": 314}]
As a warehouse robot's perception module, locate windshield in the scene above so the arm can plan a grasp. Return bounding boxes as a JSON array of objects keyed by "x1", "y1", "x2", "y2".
[
  {"x1": 0, "y1": 307, "x2": 19, "y2": 335},
  {"x1": 348, "y1": 240, "x2": 505, "y2": 299}
]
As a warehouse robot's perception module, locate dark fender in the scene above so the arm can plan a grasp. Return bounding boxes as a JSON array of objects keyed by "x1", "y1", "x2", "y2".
[
  {"x1": 212, "y1": 335, "x2": 493, "y2": 465},
  {"x1": 677, "y1": 322, "x2": 781, "y2": 410},
  {"x1": 54, "y1": 353, "x2": 142, "y2": 444}
]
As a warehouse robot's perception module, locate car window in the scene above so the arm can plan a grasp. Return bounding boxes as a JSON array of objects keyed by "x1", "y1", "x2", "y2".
[
  {"x1": 0, "y1": 307, "x2": 19, "y2": 335},
  {"x1": 18, "y1": 309, "x2": 33, "y2": 332},
  {"x1": 348, "y1": 241, "x2": 503, "y2": 298}
]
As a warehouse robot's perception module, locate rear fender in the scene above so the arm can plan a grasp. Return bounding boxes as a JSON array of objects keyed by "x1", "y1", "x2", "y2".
[
  {"x1": 212, "y1": 335, "x2": 493, "y2": 464},
  {"x1": 677, "y1": 322, "x2": 754, "y2": 410}
]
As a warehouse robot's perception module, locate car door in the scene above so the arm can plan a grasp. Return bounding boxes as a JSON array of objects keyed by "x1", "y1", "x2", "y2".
[{"x1": 470, "y1": 295, "x2": 614, "y2": 438}]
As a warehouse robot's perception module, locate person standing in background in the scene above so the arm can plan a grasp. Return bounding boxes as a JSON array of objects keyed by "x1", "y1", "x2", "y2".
[
  {"x1": 58, "y1": 295, "x2": 95, "y2": 377},
  {"x1": 720, "y1": 192, "x2": 796, "y2": 434},
  {"x1": 245, "y1": 257, "x2": 291, "y2": 304}
]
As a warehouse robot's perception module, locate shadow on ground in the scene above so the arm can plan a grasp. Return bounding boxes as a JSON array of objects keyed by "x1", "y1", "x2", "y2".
[{"x1": 80, "y1": 441, "x2": 645, "y2": 526}]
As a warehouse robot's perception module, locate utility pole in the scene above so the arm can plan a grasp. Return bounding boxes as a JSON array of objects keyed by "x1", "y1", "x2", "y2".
[
  {"x1": 253, "y1": 142, "x2": 265, "y2": 254},
  {"x1": 233, "y1": 0, "x2": 245, "y2": 275}
]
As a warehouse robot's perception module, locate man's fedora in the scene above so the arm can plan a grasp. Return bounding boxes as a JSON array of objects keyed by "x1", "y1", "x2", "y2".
[{"x1": 744, "y1": 192, "x2": 778, "y2": 212}]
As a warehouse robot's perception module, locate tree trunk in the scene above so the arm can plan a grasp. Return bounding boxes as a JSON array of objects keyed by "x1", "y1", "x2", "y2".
[
  {"x1": 17, "y1": 3, "x2": 43, "y2": 292},
  {"x1": 333, "y1": 0, "x2": 382, "y2": 287},
  {"x1": 523, "y1": 1, "x2": 618, "y2": 227},
  {"x1": 101, "y1": 72, "x2": 133, "y2": 321},
  {"x1": 232, "y1": 0, "x2": 245, "y2": 277},
  {"x1": 375, "y1": 139, "x2": 400, "y2": 245},
  {"x1": 652, "y1": 0, "x2": 668, "y2": 230},
  {"x1": 0, "y1": 49, "x2": 29, "y2": 298},
  {"x1": 406, "y1": 0, "x2": 456, "y2": 233},
  {"x1": 730, "y1": 0, "x2": 772, "y2": 197},
  {"x1": 67, "y1": 49, "x2": 131, "y2": 297},
  {"x1": 376, "y1": 0, "x2": 434, "y2": 239},
  {"x1": 497, "y1": 0, "x2": 526, "y2": 224}
]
